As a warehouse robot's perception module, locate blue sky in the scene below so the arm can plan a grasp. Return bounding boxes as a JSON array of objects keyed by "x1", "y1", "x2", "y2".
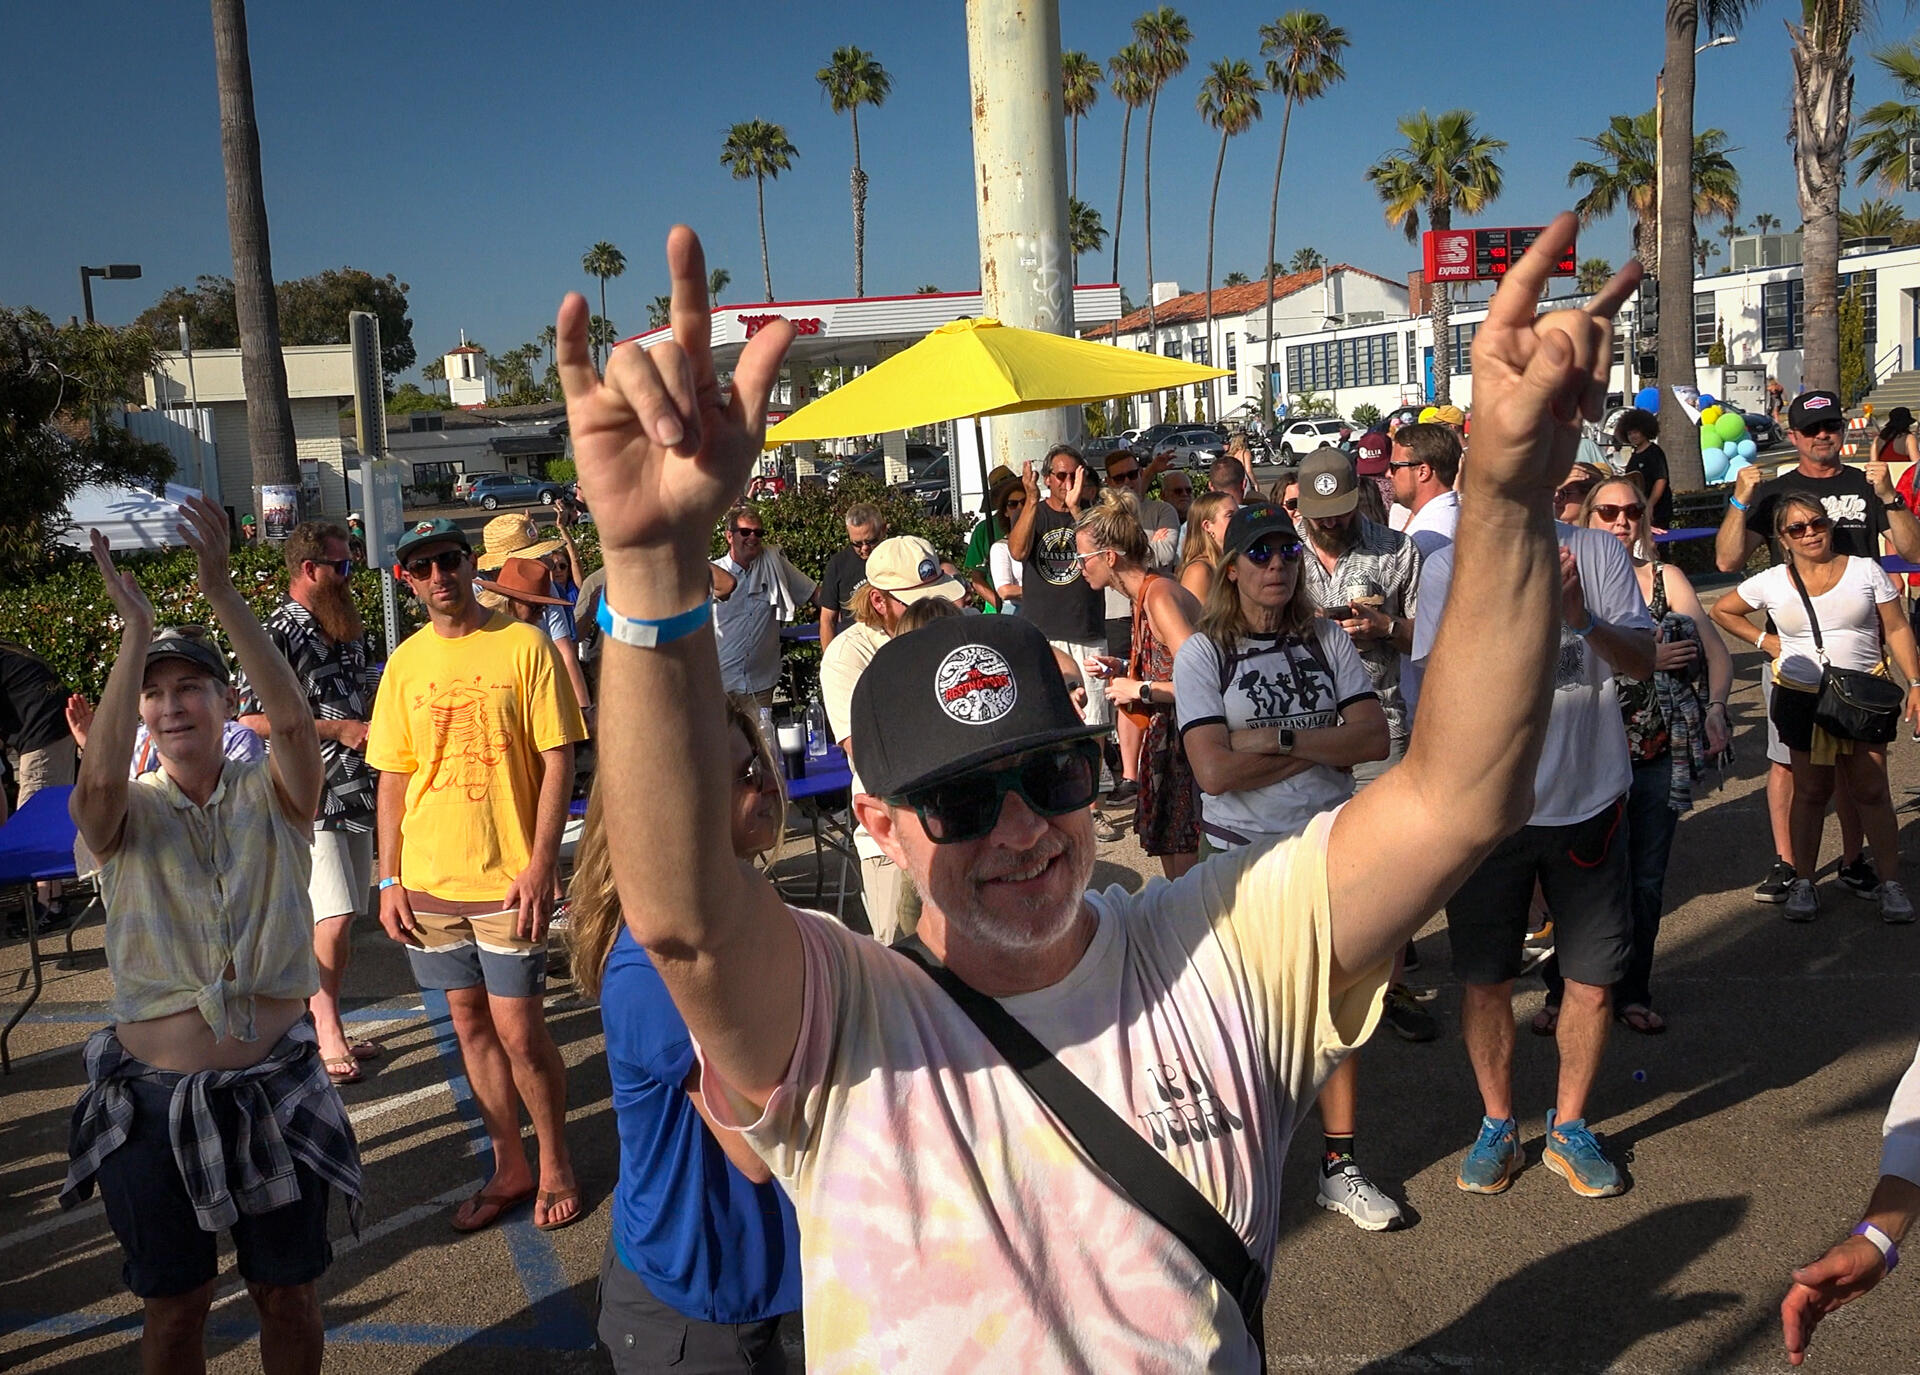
[{"x1": 5, "y1": 0, "x2": 1917, "y2": 384}]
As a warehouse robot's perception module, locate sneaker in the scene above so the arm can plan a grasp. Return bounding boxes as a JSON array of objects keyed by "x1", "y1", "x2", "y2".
[
  {"x1": 1784, "y1": 877, "x2": 1819, "y2": 922},
  {"x1": 1456, "y1": 1115, "x2": 1519, "y2": 1194},
  {"x1": 1754, "y1": 858, "x2": 1797, "y2": 904},
  {"x1": 1381, "y1": 985, "x2": 1438, "y2": 1042},
  {"x1": 1316, "y1": 1160, "x2": 1406, "y2": 1231},
  {"x1": 1880, "y1": 880, "x2": 1915, "y2": 924},
  {"x1": 1105, "y1": 779, "x2": 1139, "y2": 805},
  {"x1": 1092, "y1": 812, "x2": 1122, "y2": 843},
  {"x1": 1517, "y1": 922, "x2": 1555, "y2": 979},
  {"x1": 1838, "y1": 856, "x2": 1880, "y2": 898},
  {"x1": 1542, "y1": 1110, "x2": 1624, "y2": 1197}
]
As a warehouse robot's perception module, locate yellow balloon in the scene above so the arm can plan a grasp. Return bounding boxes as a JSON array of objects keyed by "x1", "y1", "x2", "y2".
[
  {"x1": 1418, "y1": 406, "x2": 1439, "y2": 422},
  {"x1": 1700, "y1": 405, "x2": 1723, "y2": 425}
]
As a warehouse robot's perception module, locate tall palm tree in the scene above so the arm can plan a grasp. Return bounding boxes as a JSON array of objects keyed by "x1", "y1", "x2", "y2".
[
  {"x1": 421, "y1": 357, "x2": 446, "y2": 398},
  {"x1": 817, "y1": 46, "x2": 891, "y2": 297},
  {"x1": 647, "y1": 295, "x2": 673, "y2": 329},
  {"x1": 1288, "y1": 246, "x2": 1326, "y2": 271},
  {"x1": 1567, "y1": 110, "x2": 1742, "y2": 272},
  {"x1": 1107, "y1": 44, "x2": 1154, "y2": 298},
  {"x1": 1848, "y1": 37, "x2": 1920, "y2": 192},
  {"x1": 1659, "y1": 1, "x2": 1757, "y2": 492},
  {"x1": 722, "y1": 120, "x2": 799, "y2": 302},
  {"x1": 1134, "y1": 6, "x2": 1192, "y2": 387},
  {"x1": 1717, "y1": 220, "x2": 1749, "y2": 262},
  {"x1": 587, "y1": 316, "x2": 617, "y2": 361},
  {"x1": 1258, "y1": 11, "x2": 1348, "y2": 425},
  {"x1": 1061, "y1": 50, "x2": 1103, "y2": 201},
  {"x1": 708, "y1": 268, "x2": 730, "y2": 307},
  {"x1": 1840, "y1": 197, "x2": 1907, "y2": 237},
  {"x1": 580, "y1": 241, "x2": 626, "y2": 369},
  {"x1": 538, "y1": 323, "x2": 557, "y2": 381},
  {"x1": 1068, "y1": 198, "x2": 1108, "y2": 284},
  {"x1": 1364, "y1": 108, "x2": 1506, "y2": 406},
  {"x1": 1577, "y1": 257, "x2": 1616, "y2": 294},
  {"x1": 1694, "y1": 235, "x2": 1717, "y2": 273},
  {"x1": 1754, "y1": 210, "x2": 1782, "y2": 233},
  {"x1": 915, "y1": 284, "x2": 941, "y2": 293},
  {"x1": 1223, "y1": 270, "x2": 1252, "y2": 286},
  {"x1": 210, "y1": 0, "x2": 297, "y2": 509},
  {"x1": 1790, "y1": 0, "x2": 1863, "y2": 394},
  {"x1": 1198, "y1": 58, "x2": 1264, "y2": 420}
]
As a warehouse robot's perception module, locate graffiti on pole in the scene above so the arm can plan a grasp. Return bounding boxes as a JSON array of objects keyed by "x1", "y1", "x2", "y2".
[{"x1": 1018, "y1": 232, "x2": 1067, "y2": 331}]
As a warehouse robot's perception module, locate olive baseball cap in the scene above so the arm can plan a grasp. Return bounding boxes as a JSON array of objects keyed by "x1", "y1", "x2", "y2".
[{"x1": 1295, "y1": 446, "x2": 1359, "y2": 519}]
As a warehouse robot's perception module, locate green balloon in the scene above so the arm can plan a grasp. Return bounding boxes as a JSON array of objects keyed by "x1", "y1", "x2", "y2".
[{"x1": 1715, "y1": 412, "x2": 1747, "y2": 442}]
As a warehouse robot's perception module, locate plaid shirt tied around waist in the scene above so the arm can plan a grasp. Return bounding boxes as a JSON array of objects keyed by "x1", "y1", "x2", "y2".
[{"x1": 61, "y1": 1020, "x2": 363, "y2": 1234}]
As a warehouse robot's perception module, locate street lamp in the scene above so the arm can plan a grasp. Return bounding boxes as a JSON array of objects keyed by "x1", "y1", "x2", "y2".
[
  {"x1": 1697, "y1": 34, "x2": 1738, "y2": 55},
  {"x1": 79, "y1": 263, "x2": 142, "y2": 325},
  {"x1": 1654, "y1": 35, "x2": 1740, "y2": 275}
]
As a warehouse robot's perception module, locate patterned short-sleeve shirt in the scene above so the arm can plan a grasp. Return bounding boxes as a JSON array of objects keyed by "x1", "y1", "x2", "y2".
[{"x1": 235, "y1": 599, "x2": 377, "y2": 833}]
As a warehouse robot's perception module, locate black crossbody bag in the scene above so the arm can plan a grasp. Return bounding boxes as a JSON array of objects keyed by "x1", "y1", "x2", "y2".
[
  {"x1": 893, "y1": 938, "x2": 1269, "y2": 1370},
  {"x1": 1786, "y1": 558, "x2": 1905, "y2": 744}
]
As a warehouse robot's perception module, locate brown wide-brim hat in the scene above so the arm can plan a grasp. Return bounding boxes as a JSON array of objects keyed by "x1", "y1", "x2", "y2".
[
  {"x1": 476, "y1": 512, "x2": 563, "y2": 570},
  {"x1": 476, "y1": 556, "x2": 569, "y2": 606}
]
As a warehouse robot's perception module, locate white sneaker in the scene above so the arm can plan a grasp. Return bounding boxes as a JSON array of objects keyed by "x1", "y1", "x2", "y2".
[
  {"x1": 1784, "y1": 878, "x2": 1819, "y2": 923},
  {"x1": 1880, "y1": 880, "x2": 1914, "y2": 924},
  {"x1": 1316, "y1": 1161, "x2": 1405, "y2": 1232}
]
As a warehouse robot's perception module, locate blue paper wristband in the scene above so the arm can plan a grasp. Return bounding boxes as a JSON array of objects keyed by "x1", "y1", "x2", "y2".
[{"x1": 597, "y1": 595, "x2": 713, "y2": 649}]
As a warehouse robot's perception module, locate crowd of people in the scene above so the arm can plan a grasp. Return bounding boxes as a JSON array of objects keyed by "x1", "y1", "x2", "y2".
[{"x1": 3, "y1": 213, "x2": 1914, "y2": 1372}]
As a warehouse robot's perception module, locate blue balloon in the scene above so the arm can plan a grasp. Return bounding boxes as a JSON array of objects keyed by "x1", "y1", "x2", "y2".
[
  {"x1": 1737, "y1": 438, "x2": 1758, "y2": 460},
  {"x1": 1727, "y1": 455, "x2": 1752, "y2": 478},
  {"x1": 1699, "y1": 394, "x2": 1717, "y2": 409},
  {"x1": 1634, "y1": 386, "x2": 1661, "y2": 412},
  {"x1": 1704, "y1": 448, "x2": 1731, "y2": 482}
]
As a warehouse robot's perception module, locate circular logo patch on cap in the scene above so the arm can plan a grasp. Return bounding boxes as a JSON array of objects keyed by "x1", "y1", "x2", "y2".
[
  {"x1": 918, "y1": 556, "x2": 939, "y2": 582},
  {"x1": 934, "y1": 643, "x2": 1018, "y2": 725},
  {"x1": 1313, "y1": 472, "x2": 1339, "y2": 497}
]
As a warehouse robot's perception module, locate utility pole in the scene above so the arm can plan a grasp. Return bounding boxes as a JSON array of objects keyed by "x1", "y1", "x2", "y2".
[{"x1": 966, "y1": 0, "x2": 1075, "y2": 497}]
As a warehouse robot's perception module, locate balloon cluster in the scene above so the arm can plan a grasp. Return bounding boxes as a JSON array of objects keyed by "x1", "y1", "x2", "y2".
[{"x1": 1631, "y1": 387, "x2": 1757, "y2": 484}]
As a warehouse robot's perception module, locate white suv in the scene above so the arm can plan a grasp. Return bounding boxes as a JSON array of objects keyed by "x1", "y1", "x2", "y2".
[{"x1": 1275, "y1": 418, "x2": 1349, "y2": 459}]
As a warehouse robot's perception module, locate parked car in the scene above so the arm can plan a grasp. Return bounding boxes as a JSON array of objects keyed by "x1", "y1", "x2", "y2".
[
  {"x1": 452, "y1": 472, "x2": 481, "y2": 501},
  {"x1": 902, "y1": 453, "x2": 954, "y2": 515},
  {"x1": 464, "y1": 472, "x2": 566, "y2": 509},
  {"x1": 1152, "y1": 426, "x2": 1228, "y2": 469},
  {"x1": 1082, "y1": 436, "x2": 1132, "y2": 461},
  {"x1": 826, "y1": 443, "x2": 946, "y2": 486},
  {"x1": 1275, "y1": 418, "x2": 1349, "y2": 459}
]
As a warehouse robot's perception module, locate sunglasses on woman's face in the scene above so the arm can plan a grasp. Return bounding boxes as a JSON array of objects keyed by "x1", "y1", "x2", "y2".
[
  {"x1": 896, "y1": 740, "x2": 1101, "y2": 845},
  {"x1": 1782, "y1": 516, "x2": 1834, "y2": 539},
  {"x1": 1591, "y1": 503, "x2": 1645, "y2": 524},
  {"x1": 1243, "y1": 539, "x2": 1303, "y2": 566},
  {"x1": 1555, "y1": 481, "x2": 1594, "y2": 505}
]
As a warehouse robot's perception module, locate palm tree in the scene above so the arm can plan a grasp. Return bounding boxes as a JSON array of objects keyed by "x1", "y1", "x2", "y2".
[
  {"x1": 1198, "y1": 58, "x2": 1264, "y2": 421},
  {"x1": 210, "y1": 0, "x2": 297, "y2": 509},
  {"x1": 1107, "y1": 43, "x2": 1154, "y2": 299},
  {"x1": 580, "y1": 241, "x2": 626, "y2": 369},
  {"x1": 1069, "y1": 198, "x2": 1108, "y2": 284},
  {"x1": 1577, "y1": 257, "x2": 1615, "y2": 294},
  {"x1": 1718, "y1": 220, "x2": 1749, "y2": 258},
  {"x1": 538, "y1": 323, "x2": 557, "y2": 381},
  {"x1": 1258, "y1": 11, "x2": 1348, "y2": 425},
  {"x1": 587, "y1": 316, "x2": 617, "y2": 360},
  {"x1": 721, "y1": 120, "x2": 799, "y2": 302},
  {"x1": 1288, "y1": 246, "x2": 1326, "y2": 272},
  {"x1": 1364, "y1": 108, "x2": 1506, "y2": 406},
  {"x1": 1848, "y1": 37, "x2": 1920, "y2": 192},
  {"x1": 708, "y1": 268, "x2": 730, "y2": 307},
  {"x1": 1659, "y1": 1, "x2": 1757, "y2": 493},
  {"x1": 1790, "y1": 1, "x2": 1864, "y2": 395},
  {"x1": 1223, "y1": 270, "x2": 1251, "y2": 286},
  {"x1": 1061, "y1": 50, "x2": 1103, "y2": 201},
  {"x1": 817, "y1": 47, "x2": 891, "y2": 297},
  {"x1": 1754, "y1": 210, "x2": 1782, "y2": 233},
  {"x1": 1134, "y1": 6, "x2": 1193, "y2": 391},
  {"x1": 421, "y1": 357, "x2": 446, "y2": 399},
  {"x1": 1694, "y1": 234, "x2": 1717, "y2": 274},
  {"x1": 647, "y1": 295, "x2": 673, "y2": 329},
  {"x1": 1840, "y1": 197, "x2": 1907, "y2": 237},
  {"x1": 1567, "y1": 110, "x2": 1742, "y2": 273},
  {"x1": 915, "y1": 285, "x2": 941, "y2": 294}
]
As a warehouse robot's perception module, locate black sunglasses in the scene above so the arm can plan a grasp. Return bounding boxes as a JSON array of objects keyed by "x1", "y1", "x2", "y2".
[
  {"x1": 401, "y1": 549, "x2": 467, "y2": 578},
  {"x1": 1781, "y1": 515, "x2": 1834, "y2": 538},
  {"x1": 895, "y1": 740, "x2": 1100, "y2": 844},
  {"x1": 1387, "y1": 459, "x2": 1424, "y2": 471},
  {"x1": 1108, "y1": 467, "x2": 1142, "y2": 481},
  {"x1": 731, "y1": 527, "x2": 765, "y2": 539},
  {"x1": 1798, "y1": 421, "x2": 1846, "y2": 436},
  {"x1": 1243, "y1": 539, "x2": 1303, "y2": 566},
  {"x1": 312, "y1": 557, "x2": 352, "y2": 578}
]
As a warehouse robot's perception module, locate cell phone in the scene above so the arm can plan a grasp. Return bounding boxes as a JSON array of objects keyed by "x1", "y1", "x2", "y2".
[{"x1": 1320, "y1": 603, "x2": 1355, "y2": 620}]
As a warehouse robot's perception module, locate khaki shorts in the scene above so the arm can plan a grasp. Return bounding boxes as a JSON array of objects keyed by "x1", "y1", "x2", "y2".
[
  {"x1": 308, "y1": 829, "x2": 373, "y2": 923},
  {"x1": 405, "y1": 898, "x2": 545, "y2": 998},
  {"x1": 16, "y1": 736, "x2": 77, "y2": 810}
]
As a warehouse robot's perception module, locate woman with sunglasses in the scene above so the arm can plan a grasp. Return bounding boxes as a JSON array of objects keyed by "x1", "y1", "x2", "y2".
[
  {"x1": 1172, "y1": 501, "x2": 1399, "y2": 1232},
  {"x1": 567, "y1": 701, "x2": 801, "y2": 1372},
  {"x1": 1537, "y1": 478, "x2": 1732, "y2": 1036},
  {"x1": 1074, "y1": 489, "x2": 1204, "y2": 879},
  {"x1": 1712, "y1": 495, "x2": 1920, "y2": 922},
  {"x1": 1554, "y1": 461, "x2": 1609, "y2": 525},
  {"x1": 1178, "y1": 489, "x2": 1239, "y2": 602},
  {"x1": 988, "y1": 476, "x2": 1028, "y2": 614}
]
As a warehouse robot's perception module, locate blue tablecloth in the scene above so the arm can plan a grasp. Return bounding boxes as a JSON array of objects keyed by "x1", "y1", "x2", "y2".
[
  {"x1": 0, "y1": 786, "x2": 78, "y2": 886},
  {"x1": 786, "y1": 746, "x2": 852, "y2": 801},
  {"x1": 1652, "y1": 527, "x2": 1718, "y2": 545},
  {"x1": 780, "y1": 623, "x2": 821, "y2": 643}
]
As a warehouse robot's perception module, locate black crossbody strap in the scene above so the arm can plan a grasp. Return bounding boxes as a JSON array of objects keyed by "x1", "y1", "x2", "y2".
[
  {"x1": 1785, "y1": 558, "x2": 1830, "y2": 666},
  {"x1": 893, "y1": 938, "x2": 1268, "y2": 1362}
]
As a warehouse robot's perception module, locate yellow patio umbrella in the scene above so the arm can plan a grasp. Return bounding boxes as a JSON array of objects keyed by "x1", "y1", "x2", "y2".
[{"x1": 764, "y1": 316, "x2": 1228, "y2": 445}]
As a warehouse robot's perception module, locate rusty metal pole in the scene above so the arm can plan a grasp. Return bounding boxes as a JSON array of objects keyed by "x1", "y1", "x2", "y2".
[{"x1": 967, "y1": 0, "x2": 1076, "y2": 496}]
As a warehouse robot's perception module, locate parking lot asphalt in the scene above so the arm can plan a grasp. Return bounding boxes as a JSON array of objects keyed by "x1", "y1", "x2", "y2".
[{"x1": 2, "y1": 643, "x2": 1916, "y2": 1372}]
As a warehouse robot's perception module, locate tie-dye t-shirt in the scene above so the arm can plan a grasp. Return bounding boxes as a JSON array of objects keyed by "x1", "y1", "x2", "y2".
[{"x1": 701, "y1": 809, "x2": 1388, "y2": 1373}]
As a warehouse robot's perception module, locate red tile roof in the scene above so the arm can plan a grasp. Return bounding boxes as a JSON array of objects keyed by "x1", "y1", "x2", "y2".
[{"x1": 1082, "y1": 264, "x2": 1405, "y2": 339}]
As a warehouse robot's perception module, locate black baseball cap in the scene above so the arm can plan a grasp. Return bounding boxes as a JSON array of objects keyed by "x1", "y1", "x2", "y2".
[
  {"x1": 1219, "y1": 501, "x2": 1299, "y2": 562},
  {"x1": 849, "y1": 615, "x2": 1106, "y2": 798},
  {"x1": 1787, "y1": 390, "x2": 1844, "y2": 431},
  {"x1": 146, "y1": 625, "x2": 231, "y2": 684}
]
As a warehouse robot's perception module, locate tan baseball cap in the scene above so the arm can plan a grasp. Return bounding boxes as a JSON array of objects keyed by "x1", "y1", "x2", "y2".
[
  {"x1": 1296, "y1": 446, "x2": 1359, "y2": 519},
  {"x1": 859, "y1": 535, "x2": 968, "y2": 606}
]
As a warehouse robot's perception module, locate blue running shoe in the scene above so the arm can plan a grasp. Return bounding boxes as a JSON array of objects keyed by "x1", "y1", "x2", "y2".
[
  {"x1": 1542, "y1": 1111, "x2": 1624, "y2": 1197},
  {"x1": 1456, "y1": 1115, "x2": 1519, "y2": 1194}
]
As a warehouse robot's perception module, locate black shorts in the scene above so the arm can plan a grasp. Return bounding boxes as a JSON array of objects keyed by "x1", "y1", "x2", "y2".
[
  {"x1": 1106, "y1": 615, "x2": 1133, "y2": 662},
  {"x1": 1444, "y1": 797, "x2": 1631, "y2": 987},
  {"x1": 1769, "y1": 678, "x2": 1821, "y2": 755},
  {"x1": 94, "y1": 1076, "x2": 334, "y2": 1298},
  {"x1": 598, "y1": 1239, "x2": 788, "y2": 1374}
]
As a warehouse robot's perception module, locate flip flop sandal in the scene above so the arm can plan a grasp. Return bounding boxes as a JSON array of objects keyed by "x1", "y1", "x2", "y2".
[
  {"x1": 1616, "y1": 1004, "x2": 1668, "y2": 1035},
  {"x1": 1529, "y1": 1004, "x2": 1560, "y2": 1037},
  {"x1": 323, "y1": 1056, "x2": 363, "y2": 1085},
  {"x1": 451, "y1": 1184, "x2": 536, "y2": 1234},
  {"x1": 348, "y1": 1041, "x2": 382, "y2": 1061},
  {"x1": 534, "y1": 1188, "x2": 583, "y2": 1232}
]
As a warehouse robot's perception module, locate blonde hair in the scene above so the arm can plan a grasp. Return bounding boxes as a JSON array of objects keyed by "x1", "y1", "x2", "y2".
[
  {"x1": 566, "y1": 699, "x2": 785, "y2": 999},
  {"x1": 1196, "y1": 531, "x2": 1314, "y2": 654},
  {"x1": 1181, "y1": 490, "x2": 1237, "y2": 571},
  {"x1": 1577, "y1": 474, "x2": 1651, "y2": 559},
  {"x1": 1073, "y1": 486, "x2": 1150, "y2": 566}
]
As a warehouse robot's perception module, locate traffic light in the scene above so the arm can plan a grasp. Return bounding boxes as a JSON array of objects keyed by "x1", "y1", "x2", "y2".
[
  {"x1": 1638, "y1": 275, "x2": 1659, "y2": 341},
  {"x1": 1907, "y1": 136, "x2": 1920, "y2": 194}
]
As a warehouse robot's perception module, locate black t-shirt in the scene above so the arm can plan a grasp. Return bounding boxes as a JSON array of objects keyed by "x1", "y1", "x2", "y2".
[
  {"x1": 1744, "y1": 465, "x2": 1889, "y2": 560},
  {"x1": 0, "y1": 644, "x2": 70, "y2": 754},
  {"x1": 1625, "y1": 442, "x2": 1673, "y2": 529},
  {"x1": 817, "y1": 546, "x2": 870, "y2": 619},
  {"x1": 1019, "y1": 500, "x2": 1104, "y2": 643}
]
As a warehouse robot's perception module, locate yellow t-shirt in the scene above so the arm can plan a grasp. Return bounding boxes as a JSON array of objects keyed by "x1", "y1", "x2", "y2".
[{"x1": 366, "y1": 613, "x2": 586, "y2": 901}]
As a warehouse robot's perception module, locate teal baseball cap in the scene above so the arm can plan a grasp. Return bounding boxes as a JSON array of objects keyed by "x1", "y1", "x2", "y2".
[{"x1": 392, "y1": 517, "x2": 471, "y2": 562}]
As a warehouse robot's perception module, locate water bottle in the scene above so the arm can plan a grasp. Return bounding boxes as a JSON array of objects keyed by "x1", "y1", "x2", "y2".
[{"x1": 805, "y1": 692, "x2": 830, "y2": 759}]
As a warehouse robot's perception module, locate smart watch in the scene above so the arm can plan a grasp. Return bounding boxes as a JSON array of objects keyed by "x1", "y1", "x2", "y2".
[
  {"x1": 1275, "y1": 728, "x2": 1296, "y2": 756},
  {"x1": 1139, "y1": 681, "x2": 1155, "y2": 707}
]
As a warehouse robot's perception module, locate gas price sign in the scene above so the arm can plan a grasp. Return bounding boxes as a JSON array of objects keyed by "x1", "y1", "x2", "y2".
[{"x1": 1423, "y1": 227, "x2": 1576, "y2": 283}]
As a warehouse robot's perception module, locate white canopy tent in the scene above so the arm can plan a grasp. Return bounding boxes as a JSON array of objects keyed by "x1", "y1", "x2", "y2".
[{"x1": 56, "y1": 483, "x2": 205, "y2": 551}]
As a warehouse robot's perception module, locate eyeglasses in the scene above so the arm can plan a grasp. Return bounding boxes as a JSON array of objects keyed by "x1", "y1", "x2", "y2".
[
  {"x1": 1781, "y1": 516, "x2": 1834, "y2": 539},
  {"x1": 730, "y1": 527, "x2": 765, "y2": 539},
  {"x1": 1799, "y1": 421, "x2": 1846, "y2": 437},
  {"x1": 1072, "y1": 547, "x2": 1115, "y2": 565},
  {"x1": 1243, "y1": 539, "x2": 1303, "y2": 566},
  {"x1": 1108, "y1": 467, "x2": 1141, "y2": 482},
  {"x1": 1003, "y1": 498, "x2": 1028, "y2": 512},
  {"x1": 1046, "y1": 469, "x2": 1077, "y2": 482},
  {"x1": 1387, "y1": 459, "x2": 1425, "y2": 471},
  {"x1": 736, "y1": 749, "x2": 776, "y2": 792},
  {"x1": 895, "y1": 740, "x2": 1101, "y2": 844},
  {"x1": 1555, "y1": 482, "x2": 1594, "y2": 504},
  {"x1": 1280, "y1": 497, "x2": 1299, "y2": 512},
  {"x1": 401, "y1": 549, "x2": 467, "y2": 578},
  {"x1": 313, "y1": 558, "x2": 352, "y2": 578},
  {"x1": 850, "y1": 537, "x2": 879, "y2": 551},
  {"x1": 1591, "y1": 503, "x2": 1646, "y2": 524}
]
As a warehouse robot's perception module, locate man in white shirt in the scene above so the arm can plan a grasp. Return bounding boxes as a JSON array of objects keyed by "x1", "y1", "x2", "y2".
[
  {"x1": 712, "y1": 506, "x2": 815, "y2": 713},
  {"x1": 817, "y1": 535, "x2": 967, "y2": 942},
  {"x1": 1392, "y1": 423, "x2": 1464, "y2": 723},
  {"x1": 1413, "y1": 521, "x2": 1655, "y2": 1199}
]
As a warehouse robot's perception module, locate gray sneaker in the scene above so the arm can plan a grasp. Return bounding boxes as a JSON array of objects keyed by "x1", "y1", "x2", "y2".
[
  {"x1": 1316, "y1": 1161, "x2": 1405, "y2": 1231},
  {"x1": 1784, "y1": 877, "x2": 1818, "y2": 922},
  {"x1": 1880, "y1": 880, "x2": 1914, "y2": 924}
]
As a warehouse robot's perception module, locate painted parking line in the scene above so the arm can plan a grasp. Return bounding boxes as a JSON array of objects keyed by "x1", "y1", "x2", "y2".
[{"x1": 9, "y1": 1002, "x2": 427, "y2": 1025}]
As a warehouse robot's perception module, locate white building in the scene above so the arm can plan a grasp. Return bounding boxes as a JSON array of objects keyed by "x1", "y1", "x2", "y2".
[{"x1": 444, "y1": 343, "x2": 491, "y2": 407}]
